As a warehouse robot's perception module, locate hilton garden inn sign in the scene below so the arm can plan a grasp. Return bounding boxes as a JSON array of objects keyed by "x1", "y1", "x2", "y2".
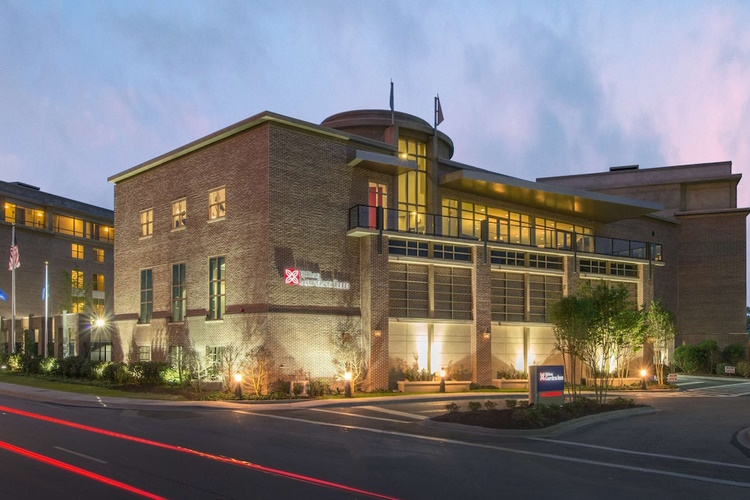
[{"x1": 284, "y1": 268, "x2": 351, "y2": 290}]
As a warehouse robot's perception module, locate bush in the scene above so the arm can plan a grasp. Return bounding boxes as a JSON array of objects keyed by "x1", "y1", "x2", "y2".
[
  {"x1": 722, "y1": 343, "x2": 746, "y2": 366},
  {"x1": 484, "y1": 400, "x2": 497, "y2": 410},
  {"x1": 103, "y1": 362, "x2": 132, "y2": 384},
  {"x1": 674, "y1": 345, "x2": 704, "y2": 374},
  {"x1": 445, "y1": 402, "x2": 459, "y2": 412},
  {"x1": 467, "y1": 401, "x2": 482, "y2": 411},
  {"x1": 308, "y1": 379, "x2": 330, "y2": 397},
  {"x1": 505, "y1": 399, "x2": 517, "y2": 408},
  {"x1": 716, "y1": 363, "x2": 727, "y2": 376},
  {"x1": 39, "y1": 357, "x2": 58, "y2": 374},
  {"x1": 699, "y1": 339, "x2": 721, "y2": 373},
  {"x1": 58, "y1": 356, "x2": 87, "y2": 378},
  {"x1": 737, "y1": 361, "x2": 750, "y2": 378}
]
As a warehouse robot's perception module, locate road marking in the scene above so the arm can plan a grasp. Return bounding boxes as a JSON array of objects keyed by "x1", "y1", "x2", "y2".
[
  {"x1": 676, "y1": 381, "x2": 704, "y2": 387},
  {"x1": 687, "y1": 381, "x2": 750, "y2": 391},
  {"x1": 359, "y1": 406, "x2": 427, "y2": 420},
  {"x1": 53, "y1": 446, "x2": 108, "y2": 464},
  {"x1": 527, "y1": 438, "x2": 750, "y2": 470},
  {"x1": 309, "y1": 408, "x2": 414, "y2": 424},
  {"x1": 236, "y1": 410, "x2": 750, "y2": 489}
]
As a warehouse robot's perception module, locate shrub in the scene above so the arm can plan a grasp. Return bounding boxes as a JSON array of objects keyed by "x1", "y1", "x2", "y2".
[
  {"x1": 505, "y1": 399, "x2": 518, "y2": 408},
  {"x1": 722, "y1": 343, "x2": 746, "y2": 366},
  {"x1": 699, "y1": 339, "x2": 721, "y2": 373},
  {"x1": 39, "y1": 357, "x2": 58, "y2": 374},
  {"x1": 674, "y1": 345, "x2": 704, "y2": 374},
  {"x1": 737, "y1": 361, "x2": 750, "y2": 378},
  {"x1": 292, "y1": 382, "x2": 304, "y2": 396},
  {"x1": 445, "y1": 402, "x2": 459, "y2": 412},
  {"x1": 308, "y1": 379, "x2": 330, "y2": 397},
  {"x1": 716, "y1": 363, "x2": 727, "y2": 376},
  {"x1": 6, "y1": 354, "x2": 22, "y2": 372},
  {"x1": 103, "y1": 362, "x2": 132, "y2": 384},
  {"x1": 467, "y1": 401, "x2": 482, "y2": 411},
  {"x1": 58, "y1": 356, "x2": 86, "y2": 378},
  {"x1": 484, "y1": 400, "x2": 497, "y2": 410}
]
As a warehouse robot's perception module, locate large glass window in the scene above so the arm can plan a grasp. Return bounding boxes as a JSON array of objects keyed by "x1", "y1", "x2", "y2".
[
  {"x1": 397, "y1": 138, "x2": 427, "y2": 233},
  {"x1": 140, "y1": 269, "x2": 153, "y2": 323},
  {"x1": 172, "y1": 263, "x2": 186, "y2": 322},
  {"x1": 3, "y1": 203, "x2": 44, "y2": 228},
  {"x1": 209, "y1": 257, "x2": 225, "y2": 320},
  {"x1": 140, "y1": 209, "x2": 153, "y2": 237},
  {"x1": 99, "y1": 225, "x2": 114, "y2": 243},
  {"x1": 71, "y1": 269, "x2": 85, "y2": 314},
  {"x1": 54, "y1": 215, "x2": 84, "y2": 237},
  {"x1": 209, "y1": 188, "x2": 226, "y2": 220},
  {"x1": 93, "y1": 248, "x2": 105, "y2": 263},
  {"x1": 172, "y1": 199, "x2": 187, "y2": 230},
  {"x1": 93, "y1": 274, "x2": 104, "y2": 292},
  {"x1": 441, "y1": 198, "x2": 459, "y2": 237},
  {"x1": 138, "y1": 345, "x2": 151, "y2": 361}
]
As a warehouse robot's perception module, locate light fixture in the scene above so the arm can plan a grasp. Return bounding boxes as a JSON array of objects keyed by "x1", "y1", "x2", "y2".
[
  {"x1": 373, "y1": 329, "x2": 382, "y2": 338},
  {"x1": 482, "y1": 330, "x2": 491, "y2": 340}
]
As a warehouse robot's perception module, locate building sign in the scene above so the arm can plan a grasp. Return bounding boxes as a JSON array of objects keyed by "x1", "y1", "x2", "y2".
[
  {"x1": 529, "y1": 365, "x2": 565, "y2": 406},
  {"x1": 284, "y1": 268, "x2": 350, "y2": 290}
]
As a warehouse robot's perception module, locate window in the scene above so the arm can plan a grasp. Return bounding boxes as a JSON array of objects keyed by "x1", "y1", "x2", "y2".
[
  {"x1": 433, "y1": 244, "x2": 472, "y2": 262},
  {"x1": 529, "y1": 274, "x2": 564, "y2": 322},
  {"x1": 90, "y1": 343, "x2": 111, "y2": 362},
  {"x1": 53, "y1": 215, "x2": 84, "y2": 237},
  {"x1": 209, "y1": 188, "x2": 226, "y2": 220},
  {"x1": 172, "y1": 199, "x2": 186, "y2": 230},
  {"x1": 491, "y1": 250, "x2": 525, "y2": 266},
  {"x1": 388, "y1": 239, "x2": 428, "y2": 257},
  {"x1": 491, "y1": 272, "x2": 525, "y2": 322},
  {"x1": 580, "y1": 259, "x2": 607, "y2": 274},
  {"x1": 3, "y1": 203, "x2": 44, "y2": 228},
  {"x1": 528, "y1": 254, "x2": 564, "y2": 270},
  {"x1": 206, "y1": 346, "x2": 224, "y2": 378},
  {"x1": 72, "y1": 244, "x2": 84, "y2": 260},
  {"x1": 610, "y1": 262, "x2": 638, "y2": 278},
  {"x1": 434, "y1": 266, "x2": 472, "y2": 320},
  {"x1": 99, "y1": 225, "x2": 114, "y2": 243},
  {"x1": 93, "y1": 248, "x2": 104, "y2": 263},
  {"x1": 138, "y1": 345, "x2": 151, "y2": 361},
  {"x1": 388, "y1": 263, "x2": 429, "y2": 318},
  {"x1": 92, "y1": 297, "x2": 105, "y2": 316},
  {"x1": 140, "y1": 209, "x2": 153, "y2": 237},
  {"x1": 172, "y1": 263, "x2": 186, "y2": 322},
  {"x1": 71, "y1": 270, "x2": 84, "y2": 313},
  {"x1": 209, "y1": 257, "x2": 225, "y2": 320},
  {"x1": 140, "y1": 269, "x2": 153, "y2": 323},
  {"x1": 169, "y1": 345, "x2": 183, "y2": 370},
  {"x1": 368, "y1": 182, "x2": 387, "y2": 229},
  {"x1": 93, "y1": 274, "x2": 104, "y2": 291},
  {"x1": 441, "y1": 198, "x2": 459, "y2": 237},
  {"x1": 397, "y1": 138, "x2": 427, "y2": 233}
]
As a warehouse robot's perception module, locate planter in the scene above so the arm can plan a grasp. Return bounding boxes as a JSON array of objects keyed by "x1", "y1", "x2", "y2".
[
  {"x1": 582, "y1": 377, "x2": 642, "y2": 387},
  {"x1": 397, "y1": 380, "x2": 471, "y2": 393},
  {"x1": 491, "y1": 378, "x2": 529, "y2": 390}
]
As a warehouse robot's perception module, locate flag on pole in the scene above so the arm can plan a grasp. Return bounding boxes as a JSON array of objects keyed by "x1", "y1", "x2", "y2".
[
  {"x1": 0, "y1": 288, "x2": 6, "y2": 301},
  {"x1": 389, "y1": 80, "x2": 394, "y2": 112},
  {"x1": 8, "y1": 231, "x2": 19, "y2": 271},
  {"x1": 435, "y1": 95, "x2": 444, "y2": 127}
]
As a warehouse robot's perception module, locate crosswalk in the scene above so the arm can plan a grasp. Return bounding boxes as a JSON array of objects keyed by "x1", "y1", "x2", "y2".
[{"x1": 676, "y1": 376, "x2": 750, "y2": 398}]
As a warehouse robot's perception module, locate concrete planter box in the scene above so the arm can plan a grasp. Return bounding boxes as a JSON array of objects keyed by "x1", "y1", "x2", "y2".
[
  {"x1": 491, "y1": 378, "x2": 529, "y2": 390},
  {"x1": 583, "y1": 377, "x2": 641, "y2": 387},
  {"x1": 397, "y1": 380, "x2": 471, "y2": 393}
]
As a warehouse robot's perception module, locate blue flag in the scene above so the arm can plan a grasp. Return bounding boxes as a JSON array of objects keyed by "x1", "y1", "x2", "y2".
[{"x1": 0, "y1": 288, "x2": 6, "y2": 301}]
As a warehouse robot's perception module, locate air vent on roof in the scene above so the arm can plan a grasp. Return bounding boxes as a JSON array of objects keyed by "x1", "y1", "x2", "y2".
[
  {"x1": 10, "y1": 182, "x2": 41, "y2": 190},
  {"x1": 609, "y1": 165, "x2": 639, "y2": 172}
]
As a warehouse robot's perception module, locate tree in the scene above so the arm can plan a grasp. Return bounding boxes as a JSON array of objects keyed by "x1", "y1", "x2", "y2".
[
  {"x1": 244, "y1": 344, "x2": 273, "y2": 397},
  {"x1": 549, "y1": 294, "x2": 595, "y2": 400},
  {"x1": 331, "y1": 328, "x2": 368, "y2": 394},
  {"x1": 643, "y1": 300, "x2": 676, "y2": 385}
]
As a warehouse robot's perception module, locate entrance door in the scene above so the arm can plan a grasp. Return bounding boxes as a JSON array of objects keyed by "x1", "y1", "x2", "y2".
[{"x1": 368, "y1": 182, "x2": 388, "y2": 229}]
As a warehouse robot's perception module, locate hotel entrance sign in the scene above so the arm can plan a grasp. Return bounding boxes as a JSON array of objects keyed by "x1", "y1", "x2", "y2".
[
  {"x1": 529, "y1": 365, "x2": 565, "y2": 406},
  {"x1": 284, "y1": 268, "x2": 351, "y2": 290}
]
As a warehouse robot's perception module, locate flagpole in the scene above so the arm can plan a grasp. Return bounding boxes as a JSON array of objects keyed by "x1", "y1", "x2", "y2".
[
  {"x1": 44, "y1": 261, "x2": 49, "y2": 357},
  {"x1": 10, "y1": 224, "x2": 15, "y2": 354}
]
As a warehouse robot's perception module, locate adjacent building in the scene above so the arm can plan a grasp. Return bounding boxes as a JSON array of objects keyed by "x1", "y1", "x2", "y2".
[
  {"x1": 0, "y1": 181, "x2": 114, "y2": 358},
  {"x1": 107, "y1": 109, "x2": 746, "y2": 390}
]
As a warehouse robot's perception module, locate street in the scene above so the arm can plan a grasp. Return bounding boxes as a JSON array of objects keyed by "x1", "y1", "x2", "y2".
[{"x1": 0, "y1": 379, "x2": 749, "y2": 499}]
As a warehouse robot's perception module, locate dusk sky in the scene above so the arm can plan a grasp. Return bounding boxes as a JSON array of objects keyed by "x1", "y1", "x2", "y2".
[{"x1": 2, "y1": 0, "x2": 749, "y2": 303}]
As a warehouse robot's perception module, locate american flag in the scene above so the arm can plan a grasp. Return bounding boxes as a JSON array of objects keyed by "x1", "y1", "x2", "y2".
[{"x1": 8, "y1": 232, "x2": 19, "y2": 271}]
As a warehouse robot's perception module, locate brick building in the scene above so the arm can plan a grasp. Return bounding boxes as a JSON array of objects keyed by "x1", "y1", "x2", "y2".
[
  {"x1": 0, "y1": 181, "x2": 114, "y2": 358},
  {"x1": 107, "y1": 109, "x2": 746, "y2": 390}
]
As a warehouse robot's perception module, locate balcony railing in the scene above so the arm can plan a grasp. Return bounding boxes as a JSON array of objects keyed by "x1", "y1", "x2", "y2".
[{"x1": 348, "y1": 205, "x2": 662, "y2": 262}]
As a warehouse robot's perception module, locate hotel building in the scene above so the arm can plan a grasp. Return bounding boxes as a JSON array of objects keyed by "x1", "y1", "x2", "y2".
[
  {"x1": 107, "y1": 109, "x2": 746, "y2": 389},
  {"x1": 0, "y1": 181, "x2": 114, "y2": 358}
]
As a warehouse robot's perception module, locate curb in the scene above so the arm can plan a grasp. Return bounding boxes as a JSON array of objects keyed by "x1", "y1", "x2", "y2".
[
  {"x1": 732, "y1": 427, "x2": 750, "y2": 458},
  {"x1": 421, "y1": 406, "x2": 658, "y2": 437}
]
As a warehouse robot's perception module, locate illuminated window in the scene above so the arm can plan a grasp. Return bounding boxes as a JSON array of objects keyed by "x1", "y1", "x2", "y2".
[
  {"x1": 99, "y1": 225, "x2": 114, "y2": 243},
  {"x1": 140, "y1": 269, "x2": 153, "y2": 323},
  {"x1": 397, "y1": 138, "x2": 427, "y2": 233},
  {"x1": 93, "y1": 248, "x2": 104, "y2": 263},
  {"x1": 3, "y1": 203, "x2": 44, "y2": 228},
  {"x1": 172, "y1": 199, "x2": 186, "y2": 230},
  {"x1": 72, "y1": 244, "x2": 84, "y2": 260},
  {"x1": 206, "y1": 346, "x2": 224, "y2": 378},
  {"x1": 209, "y1": 188, "x2": 225, "y2": 220},
  {"x1": 93, "y1": 273, "x2": 104, "y2": 291},
  {"x1": 169, "y1": 345, "x2": 183, "y2": 370},
  {"x1": 172, "y1": 263, "x2": 186, "y2": 322},
  {"x1": 71, "y1": 269, "x2": 85, "y2": 314},
  {"x1": 208, "y1": 257, "x2": 225, "y2": 320},
  {"x1": 54, "y1": 215, "x2": 84, "y2": 237},
  {"x1": 138, "y1": 345, "x2": 151, "y2": 361},
  {"x1": 92, "y1": 297, "x2": 105, "y2": 316},
  {"x1": 441, "y1": 198, "x2": 459, "y2": 237},
  {"x1": 140, "y1": 209, "x2": 153, "y2": 237}
]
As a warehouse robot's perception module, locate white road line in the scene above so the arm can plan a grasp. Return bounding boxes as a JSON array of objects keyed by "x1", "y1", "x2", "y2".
[
  {"x1": 309, "y1": 408, "x2": 414, "y2": 424},
  {"x1": 234, "y1": 410, "x2": 750, "y2": 489},
  {"x1": 53, "y1": 446, "x2": 108, "y2": 464},
  {"x1": 359, "y1": 405, "x2": 428, "y2": 420},
  {"x1": 528, "y1": 438, "x2": 750, "y2": 470},
  {"x1": 688, "y1": 381, "x2": 750, "y2": 391},
  {"x1": 676, "y1": 381, "x2": 704, "y2": 387}
]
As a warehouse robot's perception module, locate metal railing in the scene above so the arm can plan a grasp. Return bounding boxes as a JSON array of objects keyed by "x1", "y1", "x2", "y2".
[{"x1": 348, "y1": 205, "x2": 662, "y2": 261}]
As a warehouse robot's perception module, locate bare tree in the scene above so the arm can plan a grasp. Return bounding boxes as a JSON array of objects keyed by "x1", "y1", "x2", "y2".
[
  {"x1": 331, "y1": 327, "x2": 368, "y2": 394},
  {"x1": 644, "y1": 300, "x2": 676, "y2": 385},
  {"x1": 244, "y1": 344, "x2": 273, "y2": 397}
]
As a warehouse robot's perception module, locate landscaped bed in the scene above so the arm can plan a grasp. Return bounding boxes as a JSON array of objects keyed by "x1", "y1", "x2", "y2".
[{"x1": 432, "y1": 397, "x2": 644, "y2": 429}]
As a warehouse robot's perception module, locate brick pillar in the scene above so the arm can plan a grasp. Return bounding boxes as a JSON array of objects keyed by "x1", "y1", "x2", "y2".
[
  {"x1": 472, "y1": 246, "x2": 492, "y2": 384},
  {"x1": 361, "y1": 236, "x2": 390, "y2": 390}
]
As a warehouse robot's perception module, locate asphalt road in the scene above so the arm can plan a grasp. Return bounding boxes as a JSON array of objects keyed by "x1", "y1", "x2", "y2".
[{"x1": 0, "y1": 380, "x2": 749, "y2": 499}]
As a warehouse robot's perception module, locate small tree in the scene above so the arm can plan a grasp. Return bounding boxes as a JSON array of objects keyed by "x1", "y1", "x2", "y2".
[
  {"x1": 221, "y1": 342, "x2": 247, "y2": 392},
  {"x1": 331, "y1": 330, "x2": 368, "y2": 394},
  {"x1": 643, "y1": 300, "x2": 676, "y2": 385},
  {"x1": 549, "y1": 294, "x2": 594, "y2": 400},
  {"x1": 245, "y1": 345, "x2": 273, "y2": 397}
]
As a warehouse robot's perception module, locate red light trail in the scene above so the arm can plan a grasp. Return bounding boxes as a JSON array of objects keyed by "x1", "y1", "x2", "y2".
[{"x1": 0, "y1": 404, "x2": 397, "y2": 500}]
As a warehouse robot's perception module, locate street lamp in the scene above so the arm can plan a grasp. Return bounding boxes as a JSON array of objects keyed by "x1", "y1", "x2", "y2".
[
  {"x1": 439, "y1": 368, "x2": 446, "y2": 393},
  {"x1": 344, "y1": 371, "x2": 352, "y2": 398},
  {"x1": 234, "y1": 373, "x2": 243, "y2": 399},
  {"x1": 640, "y1": 369, "x2": 648, "y2": 390}
]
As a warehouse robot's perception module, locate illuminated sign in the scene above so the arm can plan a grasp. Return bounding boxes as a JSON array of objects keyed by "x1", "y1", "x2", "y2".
[
  {"x1": 537, "y1": 365, "x2": 565, "y2": 397},
  {"x1": 284, "y1": 268, "x2": 350, "y2": 290}
]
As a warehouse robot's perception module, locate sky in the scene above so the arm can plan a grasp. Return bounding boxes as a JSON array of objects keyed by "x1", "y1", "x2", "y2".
[{"x1": 1, "y1": 0, "x2": 749, "y2": 304}]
